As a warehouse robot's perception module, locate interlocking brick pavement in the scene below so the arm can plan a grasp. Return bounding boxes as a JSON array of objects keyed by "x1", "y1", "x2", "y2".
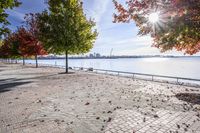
[
  {"x1": 0, "y1": 63, "x2": 200, "y2": 133},
  {"x1": 105, "y1": 109, "x2": 200, "y2": 133}
]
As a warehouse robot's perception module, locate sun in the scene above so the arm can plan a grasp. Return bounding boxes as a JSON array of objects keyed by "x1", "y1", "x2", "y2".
[{"x1": 148, "y1": 12, "x2": 159, "y2": 23}]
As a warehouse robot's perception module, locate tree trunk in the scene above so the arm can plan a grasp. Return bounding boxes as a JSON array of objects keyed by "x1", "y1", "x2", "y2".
[
  {"x1": 65, "y1": 50, "x2": 68, "y2": 73},
  {"x1": 35, "y1": 55, "x2": 38, "y2": 68},
  {"x1": 23, "y1": 56, "x2": 25, "y2": 66}
]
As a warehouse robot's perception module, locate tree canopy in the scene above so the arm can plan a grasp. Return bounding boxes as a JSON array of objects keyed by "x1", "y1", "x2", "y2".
[
  {"x1": 38, "y1": 0, "x2": 97, "y2": 54},
  {"x1": 23, "y1": 13, "x2": 48, "y2": 67},
  {"x1": 113, "y1": 0, "x2": 200, "y2": 55},
  {"x1": 0, "y1": 27, "x2": 47, "y2": 59},
  {"x1": 37, "y1": 0, "x2": 98, "y2": 72},
  {"x1": 0, "y1": 32, "x2": 19, "y2": 58},
  {"x1": 0, "y1": 0, "x2": 21, "y2": 37},
  {"x1": 16, "y1": 27, "x2": 47, "y2": 58}
]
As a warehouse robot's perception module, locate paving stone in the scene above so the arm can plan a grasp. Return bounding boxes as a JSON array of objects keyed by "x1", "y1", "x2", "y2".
[
  {"x1": 0, "y1": 63, "x2": 200, "y2": 133},
  {"x1": 105, "y1": 110, "x2": 200, "y2": 133}
]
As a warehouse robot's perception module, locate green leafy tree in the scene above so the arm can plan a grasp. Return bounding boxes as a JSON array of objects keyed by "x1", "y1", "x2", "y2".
[
  {"x1": 0, "y1": 0, "x2": 21, "y2": 37},
  {"x1": 38, "y1": 0, "x2": 98, "y2": 73}
]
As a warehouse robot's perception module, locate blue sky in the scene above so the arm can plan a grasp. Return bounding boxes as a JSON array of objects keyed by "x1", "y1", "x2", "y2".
[{"x1": 6, "y1": 0, "x2": 199, "y2": 56}]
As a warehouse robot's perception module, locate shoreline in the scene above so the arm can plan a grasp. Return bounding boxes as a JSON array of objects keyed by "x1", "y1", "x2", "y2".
[
  {"x1": 0, "y1": 63, "x2": 200, "y2": 133},
  {"x1": 4, "y1": 61, "x2": 200, "y2": 88},
  {"x1": 2, "y1": 58, "x2": 200, "y2": 83}
]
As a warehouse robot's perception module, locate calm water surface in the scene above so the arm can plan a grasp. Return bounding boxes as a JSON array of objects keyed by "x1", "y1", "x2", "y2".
[{"x1": 24, "y1": 57, "x2": 200, "y2": 79}]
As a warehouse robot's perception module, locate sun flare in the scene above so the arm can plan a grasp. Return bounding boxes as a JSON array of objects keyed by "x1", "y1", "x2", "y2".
[{"x1": 148, "y1": 12, "x2": 159, "y2": 23}]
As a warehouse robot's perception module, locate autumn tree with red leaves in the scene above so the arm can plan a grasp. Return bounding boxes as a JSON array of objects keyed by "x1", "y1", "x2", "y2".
[
  {"x1": 16, "y1": 27, "x2": 47, "y2": 67},
  {"x1": 113, "y1": 0, "x2": 200, "y2": 55},
  {"x1": 0, "y1": 14, "x2": 47, "y2": 67},
  {"x1": 0, "y1": 41, "x2": 12, "y2": 58},
  {"x1": 0, "y1": 32, "x2": 21, "y2": 59},
  {"x1": 22, "y1": 13, "x2": 47, "y2": 68}
]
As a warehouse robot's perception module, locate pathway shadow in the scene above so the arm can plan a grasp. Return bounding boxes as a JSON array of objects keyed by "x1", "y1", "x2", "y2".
[
  {"x1": 176, "y1": 93, "x2": 200, "y2": 105},
  {"x1": 0, "y1": 81, "x2": 32, "y2": 93},
  {"x1": 0, "y1": 73, "x2": 59, "y2": 94},
  {"x1": 0, "y1": 78, "x2": 17, "y2": 82}
]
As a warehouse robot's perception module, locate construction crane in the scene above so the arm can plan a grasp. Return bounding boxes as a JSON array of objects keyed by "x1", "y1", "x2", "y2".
[{"x1": 110, "y1": 48, "x2": 113, "y2": 58}]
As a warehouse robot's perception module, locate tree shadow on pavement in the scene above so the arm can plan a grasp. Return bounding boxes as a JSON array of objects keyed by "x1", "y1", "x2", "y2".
[
  {"x1": 0, "y1": 81, "x2": 32, "y2": 93},
  {"x1": 0, "y1": 78, "x2": 16, "y2": 82},
  {"x1": 0, "y1": 73, "x2": 60, "y2": 94}
]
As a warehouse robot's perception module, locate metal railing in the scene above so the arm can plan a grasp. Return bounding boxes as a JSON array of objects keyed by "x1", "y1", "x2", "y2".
[{"x1": 73, "y1": 67, "x2": 200, "y2": 87}]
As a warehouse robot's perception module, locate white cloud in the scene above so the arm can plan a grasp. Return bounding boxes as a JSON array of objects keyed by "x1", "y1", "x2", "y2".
[
  {"x1": 95, "y1": 35, "x2": 152, "y2": 48},
  {"x1": 113, "y1": 36, "x2": 152, "y2": 46},
  {"x1": 115, "y1": 46, "x2": 189, "y2": 56},
  {"x1": 116, "y1": 46, "x2": 162, "y2": 55},
  {"x1": 93, "y1": 0, "x2": 110, "y2": 22},
  {"x1": 84, "y1": 0, "x2": 110, "y2": 29},
  {"x1": 6, "y1": 9, "x2": 25, "y2": 22}
]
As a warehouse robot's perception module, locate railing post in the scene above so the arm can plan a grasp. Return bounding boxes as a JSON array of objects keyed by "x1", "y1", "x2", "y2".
[
  {"x1": 177, "y1": 78, "x2": 179, "y2": 84},
  {"x1": 133, "y1": 74, "x2": 135, "y2": 79},
  {"x1": 152, "y1": 76, "x2": 154, "y2": 81}
]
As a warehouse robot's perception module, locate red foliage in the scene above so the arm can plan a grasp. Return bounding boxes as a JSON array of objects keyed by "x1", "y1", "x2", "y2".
[
  {"x1": 0, "y1": 13, "x2": 47, "y2": 59},
  {"x1": 113, "y1": 0, "x2": 200, "y2": 55},
  {"x1": 19, "y1": 13, "x2": 47, "y2": 57},
  {"x1": 0, "y1": 33, "x2": 19, "y2": 58},
  {"x1": 0, "y1": 42, "x2": 11, "y2": 58},
  {"x1": 17, "y1": 27, "x2": 47, "y2": 57}
]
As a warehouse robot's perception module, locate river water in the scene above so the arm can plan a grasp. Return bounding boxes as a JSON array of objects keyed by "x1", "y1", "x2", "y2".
[{"x1": 24, "y1": 57, "x2": 200, "y2": 79}]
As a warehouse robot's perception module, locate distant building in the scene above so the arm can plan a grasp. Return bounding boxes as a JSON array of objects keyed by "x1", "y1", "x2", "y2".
[
  {"x1": 88, "y1": 53, "x2": 101, "y2": 58},
  {"x1": 89, "y1": 54, "x2": 94, "y2": 58},
  {"x1": 96, "y1": 53, "x2": 101, "y2": 58}
]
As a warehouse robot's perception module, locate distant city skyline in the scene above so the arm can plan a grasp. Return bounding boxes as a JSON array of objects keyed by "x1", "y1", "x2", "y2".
[{"x1": 6, "y1": 0, "x2": 200, "y2": 56}]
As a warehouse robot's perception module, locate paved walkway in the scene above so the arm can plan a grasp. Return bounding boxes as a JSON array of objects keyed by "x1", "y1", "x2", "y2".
[
  {"x1": 0, "y1": 63, "x2": 200, "y2": 133},
  {"x1": 105, "y1": 110, "x2": 200, "y2": 133}
]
